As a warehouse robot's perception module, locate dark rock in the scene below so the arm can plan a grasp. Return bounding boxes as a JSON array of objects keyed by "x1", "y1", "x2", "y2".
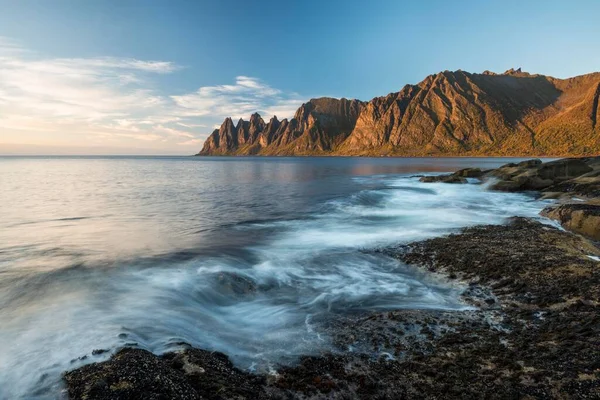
[
  {"x1": 64, "y1": 348, "x2": 266, "y2": 400},
  {"x1": 215, "y1": 272, "x2": 257, "y2": 296},
  {"x1": 491, "y1": 175, "x2": 554, "y2": 192},
  {"x1": 517, "y1": 159, "x2": 542, "y2": 167},
  {"x1": 453, "y1": 167, "x2": 484, "y2": 178},
  {"x1": 542, "y1": 168, "x2": 600, "y2": 198},
  {"x1": 395, "y1": 217, "x2": 600, "y2": 303},
  {"x1": 536, "y1": 158, "x2": 593, "y2": 181},
  {"x1": 64, "y1": 348, "x2": 201, "y2": 400},
  {"x1": 488, "y1": 157, "x2": 596, "y2": 192},
  {"x1": 419, "y1": 174, "x2": 467, "y2": 184},
  {"x1": 488, "y1": 179, "x2": 525, "y2": 192},
  {"x1": 162, "y1": 348, "x2": 266, "y2": 399},
  {"x1": 384, "y1": 218, "x2": 600, "y2": 398}
]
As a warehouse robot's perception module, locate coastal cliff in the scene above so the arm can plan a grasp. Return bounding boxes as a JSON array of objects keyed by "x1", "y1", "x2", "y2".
[{"x1": 198, "y1": 69, "x2": 600, "y2": 157}]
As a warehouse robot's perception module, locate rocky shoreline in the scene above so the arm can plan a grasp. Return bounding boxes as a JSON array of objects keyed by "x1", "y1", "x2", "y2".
[{"x1": 64, "y1": 157, "x2": 600, "y2": 399}]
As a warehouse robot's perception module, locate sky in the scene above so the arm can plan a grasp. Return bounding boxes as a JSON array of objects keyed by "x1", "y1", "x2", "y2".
[{"x1": 0, "y1": 0, "x2": 599, "y2": 155}]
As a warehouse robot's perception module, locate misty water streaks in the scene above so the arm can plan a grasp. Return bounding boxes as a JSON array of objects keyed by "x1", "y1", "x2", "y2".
[{"x1": 0, "y1": 156, "x2": 549, "y2": 399}]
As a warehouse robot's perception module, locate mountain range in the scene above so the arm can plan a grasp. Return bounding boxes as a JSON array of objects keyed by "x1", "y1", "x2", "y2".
[{"x1": 197, "y1": 69, "x2": 600, "y2": 156}]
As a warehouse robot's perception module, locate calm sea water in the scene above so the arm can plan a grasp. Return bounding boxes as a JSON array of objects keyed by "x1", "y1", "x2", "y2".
[{"x1": 0, "y1": 156, "x2": 551, "y2": 399}]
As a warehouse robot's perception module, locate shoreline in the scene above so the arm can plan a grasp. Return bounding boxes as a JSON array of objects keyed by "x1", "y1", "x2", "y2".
[
  {"x1": 193, "y1": 154, "x2": 570, "y2": 159},
  {"x1": 63, "y1": 157, "x2": 600, "y2": 399}
]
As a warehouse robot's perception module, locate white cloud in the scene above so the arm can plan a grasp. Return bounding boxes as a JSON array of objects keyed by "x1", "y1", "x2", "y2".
[
  {"x1": 154, "y1": 125, "x2": 195, "y2": 138},
  {"x1": 0, "y1": 39, "x2": 185, "y2": 143},
  {"x1": 74, "y1": 58, "x2": 180, "y2": 73},
  {"x1": 176, "y1": 138, "x2": 204, "y2": 146},
  {"x1": 261, "y1": 99, "x2": 304, "y2": 120},
  {"x1": 0, "y1": 38, "x2": 309, "y2": 152},
  {"x1": 172, "y1": 76, "x2": 304, "y2": 120},
  {"x1": 176, "y1": 122, "x2": 207, "y2": 128},
  {"x1": 114, "y1": 132, "x2": 164, "y2": 141},
  {"x1": 0, "y1": 36, "x2": 28, "y2": 55}
]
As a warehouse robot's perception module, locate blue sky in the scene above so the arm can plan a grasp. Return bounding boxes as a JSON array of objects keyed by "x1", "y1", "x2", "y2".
[{"x1": 0, "y1": 0, "x2": 599, "y2": 154}]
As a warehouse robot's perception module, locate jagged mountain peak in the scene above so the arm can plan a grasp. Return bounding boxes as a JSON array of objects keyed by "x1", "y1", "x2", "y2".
[
  {"x1": 220, "y1": 117, "x2": 234, "y2": 127},
  {"x1": 198, "y1": 69, "x2": 600, "y2": 157}
]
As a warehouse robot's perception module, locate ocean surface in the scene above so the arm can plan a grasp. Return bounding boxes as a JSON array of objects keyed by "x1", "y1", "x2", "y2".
[{"x1": 0, "y1": 156, "x2": 552, "y2": 399}]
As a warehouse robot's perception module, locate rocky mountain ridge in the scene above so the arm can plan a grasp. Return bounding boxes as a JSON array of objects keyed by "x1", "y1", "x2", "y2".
[{"x1": 197, "y1": 69, "x2": 600, "y2": 156}]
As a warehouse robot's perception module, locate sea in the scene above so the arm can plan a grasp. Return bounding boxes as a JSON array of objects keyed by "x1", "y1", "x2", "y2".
[{"x1": 0, "y1": 156, "x2": 552, "y2": 399}]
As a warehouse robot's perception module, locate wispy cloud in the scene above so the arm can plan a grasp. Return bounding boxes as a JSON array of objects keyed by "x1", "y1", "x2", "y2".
[
  {"x1": 176, "y1": 122, "x2": 207, "y2": 128},
  {"x1": 176, "y1": 138, "x2": 204, "y2": 146},
  {"x1": 0, "y1": 37, "x2": 308, "y2": 152},
  {"x1": 154, "y1": 125, "x2": 195, "y2": 138},
  {"x1": 172, "y1": 76, "x2": 304, "y2": 120},
  {"x1": 0, "y1": 36, "x2": 28, "y2": 55}
]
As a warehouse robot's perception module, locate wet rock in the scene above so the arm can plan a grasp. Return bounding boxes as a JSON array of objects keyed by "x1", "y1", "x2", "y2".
[
  {"x1": 419, "y1": 174, "x2": 467, "y2": 183},
  {"x1": 517, "y1": 159, "x2": 542, "y2": 167},
  {"x1": 487, "y1": 179, "x2": 524, "y2": 192},
  {"x1": 454, "y1": 167, "x2": 484, "y2": 178},
  {"x1": 488, "y1": 158, "x2": 594, "y2": 192},
  {"x1": 64, "y1": 347, "x2": 266, "y2": 400},
  {"x1": 490, "y1": 174, "x2": 554, "y2": 192},
  {"x1": 64, "y1": 348, "x2": 201, "y2": 400},
  {"x1": 537, "y1": 158, "x2": 593, "y2": 180},
  {"x1": 541, "y1": 202, "x2": 600, "y2": 240},
  {"x1": 542, "y1": 168, "x2": 600, "y2": 198},
  {"x1": 419, "y1": 168, "x2": 483, "y2": 184},
  {"x1": 420, "y1": 157, "x2": 599, "y2": 193},
  {"x1": 215, "y1": 272, "x2": 257, "y2": 296},
  {"x1": 163, "y1": 348, "x2": 266, "y2": 399},
  {"x1": 393, "y1": 217, "x2": 600, "y2": 305},
  {"x1": 381, "y1": 218, "x2": 600, "y2": 398}
]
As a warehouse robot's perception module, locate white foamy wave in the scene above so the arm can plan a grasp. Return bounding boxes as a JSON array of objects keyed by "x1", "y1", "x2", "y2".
[{"x1": 0, "y1": 174, "x2": 551, "y2": 399}]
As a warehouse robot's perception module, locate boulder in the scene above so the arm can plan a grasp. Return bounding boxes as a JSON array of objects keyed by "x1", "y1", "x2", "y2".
[
  {"x1": 488, "y1": 158, "x2": 595, "y2": 193},
  {"x1": 582, "y1": 156, "x2": 600, "y2": 169},
  {"x1": 542, "y1": 169, "x2": 600, "y2": 198},
  {"x1": 419, "y1": 174, "x2": 467, "y2": 184},
  {"x1": 512, "y1": 170, "x2": 555, "y2": 190},
  {"x1": 541, "y1": 203, "x2": 600, "y2": 240},
  {"x1": 487, "y1": 162, "x2": 537, "y2": 181},
  {"x1": 536, "y1": 158, "x2": 593, "y2": 181},
  {"x1": 419, "y1": 168, "x2": 484, "y2": 183},
  {"x1": 488, "y1": 180, "x2": 524, "y2": 192},
  {"x1": 454, "y1": 167, "x2": 484, "y2": 178},
  {"x1": 215, "y1": 272, "x2": 257, "y2": 296},
  {"x1": 422, "y1": 157, "x2": 597, "y2": 195},
  {"x1": 516, "y1": 159, "x2": 542, "y2": 168}
]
